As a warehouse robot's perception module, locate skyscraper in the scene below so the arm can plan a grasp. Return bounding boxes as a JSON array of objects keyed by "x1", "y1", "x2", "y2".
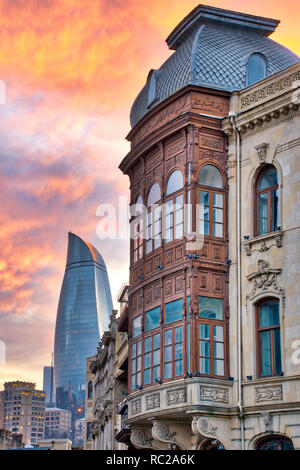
[
  {"x1": 43, "y1": 365, "x2": 55, "y2": 406},
  {"x1": 54, "y1": 232, "x2": 113, "y2": 423}
]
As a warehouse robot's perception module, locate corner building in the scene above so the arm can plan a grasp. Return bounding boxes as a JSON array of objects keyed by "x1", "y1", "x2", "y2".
[{"x1": 119, "y1": 5, "x2": 300, "y2": 450}]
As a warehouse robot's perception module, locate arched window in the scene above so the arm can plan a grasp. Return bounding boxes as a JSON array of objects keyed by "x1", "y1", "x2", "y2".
[
  {"x1": 198, "y1": 165, "x2": 224, "y2": 238},
  {"x1": 247, "y1": 53, "x2": 267, "y2": 86},
  {"x1": 256, "y1": 435, "x2": 294, "y2": 450},
  {"x1": 133, "y1": 196, "x2": 144, "y2": 263},
  {"x1": 166, "y1": 170, "x2": 183, "y2": 196},
  {"x1": 87, "y1": 380, "x2": 93, "y2": 399},
  {"x1": 146, "y1": 183, "x2": 161, "y2": 254},
  {"x1": 255, "y1": 165, "x2": 278, "y2": 236},
  {"x1": 256, "y1": 299, "x2": 282, "y2": 377},
  {"x1": 165, "y1": 171, "x2": 184, "y2": 244}
]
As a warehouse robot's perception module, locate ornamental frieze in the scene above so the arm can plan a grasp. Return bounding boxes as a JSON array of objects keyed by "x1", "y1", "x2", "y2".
[
  {"x1": 131, "y1": 398, "x2": 141, "y2": 415},
  {"x1": 191, "y1": 93, "x2": 228, "y2": 116},
  {"x1": 167, "y1": 387, "x2": 186, "y2": 405},
  {"x1": 200, "y1": 386, "x2": 229, "y2": 404},
  {"x1": 146, "y1": 393, "x2": 160, "y2": 410},
  {"x1": 255, "y1": 385, "x2": 283, "y2": 403},
  {"x1": 199, "y1": 135, "x2": 223, "y2": 152},
  {"x1": 165, "y1": 139, "x2": 184, "y2": 159},
  {"x1": 198, "y1": 149, "x2": 226, "y2": 164}
]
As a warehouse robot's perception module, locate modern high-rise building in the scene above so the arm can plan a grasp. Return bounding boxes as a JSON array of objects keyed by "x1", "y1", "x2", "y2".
[
  {"x1": 54, "y1": 232, "x2": 113, "y2": 424},
  {"x1": 43, "y1": 365, "x2": 55, "y2": 406},
  {"x1": 0, "y1": 381, "x2": 45, "y2": 445}
]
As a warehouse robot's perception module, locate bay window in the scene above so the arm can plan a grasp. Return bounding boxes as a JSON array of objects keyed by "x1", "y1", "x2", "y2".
[{"x1": 198, "y1": 164, "x2": 224, "y2": 239}]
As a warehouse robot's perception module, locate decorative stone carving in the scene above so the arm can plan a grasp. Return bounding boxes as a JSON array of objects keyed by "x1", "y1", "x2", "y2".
[
  {"x1": 152, "y1": 422, "x2": 176, "y2": 442},
  {"x1": 131, "y1": 429, "x2": 153, "y2": 449},
  {"x1": 146, "y1": 393, "x2": 160, "y2": 410},
  {"x1": 191, "y1": 416, "x2": 218, "y2": 441},
  {"x1": 244, "y1": 232, "x2": 283, "y2": 256},
  {"x1": 131, "y1": 398, "x2": 141, "y2": 415},
  {"x1": 255, "y1": 143, "x2": 269, "y2": 164},
  {"x1": 167, "y1": 387, "x2": 186, "y2": 405},
  {"x1": 200, "y1": 386, "x2": 229, "y2": 404},
  {"x1": 246, "y1": 259, "x2": 285, "y2": 308},
  {"x1": 261, "y1": 412, "x2": 273, "y2": 432},
  {"x1": 255, "y1": 385, "x2": 283, "y2": 403}
]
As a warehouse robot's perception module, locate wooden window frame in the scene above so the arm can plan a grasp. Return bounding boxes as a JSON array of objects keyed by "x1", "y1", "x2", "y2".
[
  {"x1": 130, "y1": 339, "x2": 142, "y2": 391},
  {"x1": 163, "y1": 323, "x2": 184, "y2": 382},
  {"x1": 198, "y1": 187, "x2": 225, "y2": 240},
  {"x1": 145, "y1": 204, "x2": 162, "y2": 255},
  {"x1": 164, "y1": 190, "x2": 184, "y2": 245},
  {"x1": 256, "y1": 298, "x2": 281, "y2": 378},
  {"x1": 143, "y1": 331, "x2": 161, "y2": 386},
  {"x1": 197, "y1": 318, "x2": 227, "y2": 378},
  {"x1": 254, "y1": 166, "x2": 279, "y2": 236}
]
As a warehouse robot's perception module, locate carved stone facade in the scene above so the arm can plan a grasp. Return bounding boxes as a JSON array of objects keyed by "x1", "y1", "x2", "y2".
[{"x1": 119, "y1": 6, "x2": 300, "y2": 451}]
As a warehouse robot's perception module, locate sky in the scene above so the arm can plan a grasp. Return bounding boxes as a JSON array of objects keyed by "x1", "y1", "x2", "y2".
[{"x1": 0, "y1": 0, "x2": 299, "y2": 390}]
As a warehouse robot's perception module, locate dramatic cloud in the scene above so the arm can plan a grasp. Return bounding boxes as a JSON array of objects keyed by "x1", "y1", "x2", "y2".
[{"x1": 0, "y1": 0, "x2": 299, "y2": 389}]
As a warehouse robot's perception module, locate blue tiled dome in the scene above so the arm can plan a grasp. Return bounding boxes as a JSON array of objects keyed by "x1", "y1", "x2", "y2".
[{"x1": 130, "y1": 5, "x2": 299, "y2": 128}]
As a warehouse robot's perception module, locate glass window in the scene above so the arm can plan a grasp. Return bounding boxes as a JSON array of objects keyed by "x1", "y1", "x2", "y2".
[
  {"x1": 199, "y1": 323, "x2": 225, "y2": 376},
  {"x1": 87, "y1": 380, "x2": 93, "y2": 398},
  {"x1": 131, "y1": 340, "x2": 142, "y2": 390},
  {"x1": 146, "y1": 205, "x2": 161, "y2": 254},
  {"x1": 199, "y1": 165, "x2": 222, "y2": 188},
  {"x1": 145, "y1": 307, "x2": 161, "y2": 332},
  {"x1": 256, "y1": 436, "x2": 294, "y2": 450},
  {"x1": 86, "y1": 422, "x2": 92, "y2": 441},
  {"x1": 198, "y1": 297, "x2": 223, "y2": 320},
  {"x1": 132, "y1": 315, "x2": 142, "y2": 338},
  {"x1": 166, "y1": 170, "x2": 184, "y2": 196},
  {"x1": 147, "y1": 183, "x2": 161, "y2": 207},
  {"x1": 165, "y1": 194, "x2": 184, "y2": 243},
  {"x1": 247, "y1": 54, "x2": 266, "y2": 86},
  {"x1": 165, "y1": 298, "x2": 183, "y2": 324},
  {"x1": 257, "y1": 299, "x2": 281, "y2": 377},
  {"x1": 164, "y1": 326, "x2": 183, "y2": 379},
  {"x1": 199, "y1": 190, "x2": 223, "y2": 238},
  {"x1": 256, "y1": 166, "x2": 279, "y2": 236},
  {"x1": 143, "y1": 333, "x2": 161, "y2": 385}
]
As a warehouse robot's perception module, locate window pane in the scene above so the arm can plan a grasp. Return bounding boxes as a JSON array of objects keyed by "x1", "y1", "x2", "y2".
[
  {"x1": 131, "y1": 375, "x2": 136, "y2": 390},
  {"x1": 258, "y1": 167, "x2": 278, "y2": 190},
  {"x1": 213, "y1": 208, "x2": 223, "y2": 223},
  {"x1": 200, "y1": 358, "x2": 210, "y2": 374},
  {"x1": 175, "y1": 342, "x2": 183, "y2": 360},
  {"x1": 214, "y1": 325, "x2": 224, "y2": 342},
  {"x1": 199, "y1": 165, "x2": 222, "y2": 188},
  {"x1": 144, "y1": 337, "x2": 151, "y2": 353},
  {"x1": 164, "y1": 345, "x2": 172, "y2": 362},
  {"x1": 214, "y1": 359, "x2": 224, "y2": 376},
  {"x1": 153, "y1": 349, "x2": 160, "y2": 365},
  {"x1": 144, "y1": 369, "x2": 151, "y2": 385},
  {"x1": 213, "y1": 193, "x2": 223, "y2": 208},
  {"x1": 137, "y1": 341, "x2": 141, "y2": 355},
  {"x1": 145, "y1": 307, "x2": 161, "y2": 331},
  {"x1": 144, "y1": 352, "x2": 151, "y2": 368},
  {"x1": 133, "y1": 316, "x2": 142, "y2": 337},
  {"x1": 199, "y1": 324, "x2": 210, "y2": 340},
  {"x1": 214, "y1": 342, "x2": 224, "y2": 359},
  {"x1": 136, "y1": 372, "x2": 141, "y2": 386},
  {"x1": 273, "y1": 328, "x2": 282, "y2": 375},
  {"x1": 147, "y1": 183, "x2": 161, "y2": 207},
  {"x1": 166, "y1": 170, "x2": 184, "y2": 196},
  {"x1": 131, "y1": 360, "x2": 136, "y2": 374},
  {"x1": 165, "y1": 329, "x2": 172, "y2": 345},
  {"x1": 175, "y1": 326, "x2": 183, "y2": 343},
  {"x1": 164, "y1": 362, "x2": 172, "y2": 379},
  {"x1": 199, "y1": 297, "x2": 223, "y2": 320},
  {"x1": 258, "y1": 193, "x2": 268, "y2": 235},
  {"x1": 199, "y1": 191, "x2": 209, "y2": 205},
  {"x1": 153, "y1": 365, "x2": 160, "y2": 380},
  {"x1": 175, "y1": 360, "x2": 183, "y2": 376},
  {"x1": 153, "y1": 333, "x2": 160, "y2": 349},
  {"x1": 165, "y1": 299, "x2": 183, "y2": 324},
  {"x1": 187, "y1": 324, "x2": 191, "y2": 373},
  {"x1": 247, "y1": 54, "x2": 266, "y2": 86},
  {"x1": 187, "y1": 296, "x2": 190, "y2": 317},
  {"x1": 270, "y1": 189, "x2": 279, "y2": 231},
  {"x1": 132, "y1": 343, "x2": 136, "y2": 358},
  {"x1": 259, "y1": 301, "x2": 280, "y2": 328},
  {"x1": 175, "y1": 223, "x2": 183, "y2": 239},
  {"x1": 213, "y1": 223, "x2": 223, "y2": 238},
  {"x1": 200, "y1": 340, "x2": 210, "y2": 357},
  {"x1": 260, "y1": 331, "x2": 272, "y2": 376}
]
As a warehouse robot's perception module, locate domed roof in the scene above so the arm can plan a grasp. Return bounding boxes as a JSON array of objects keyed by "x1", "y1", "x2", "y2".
[{"x1": 130, "y1": 5, "x2": 299, "y2": 128}]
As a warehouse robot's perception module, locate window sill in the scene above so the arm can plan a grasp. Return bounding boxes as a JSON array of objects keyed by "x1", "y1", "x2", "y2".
[{"x1": 243, "y1": 230, "x2": 283, "y2": 256}]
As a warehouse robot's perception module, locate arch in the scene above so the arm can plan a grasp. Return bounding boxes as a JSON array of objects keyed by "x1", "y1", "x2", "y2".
[
  {"x1": 199, "y1": 164, "x2": 223, "y2": 188},
  {"x1": 147, "y1": 182, "x2": 161, "y2": 207},
  {"x1": 88, "y1": 380, "x2": 93, "y2": 398},
  {"x1": 166, "y1": 169, "x2": 184, "y2": 196},
  {"x1": 247, "y1": 53, "x2": 267, "y2": 86},
  {"x1": 254, "y1": 434, "x2": 294, "y2": 450}
]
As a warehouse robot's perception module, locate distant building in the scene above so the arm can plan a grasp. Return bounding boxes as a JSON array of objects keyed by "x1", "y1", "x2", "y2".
[
  {"x1": 36, "y1": 438, "x2": 72, "y2": 450},
  {"x1": 0, "y1": 381, "x2": 45, "y2": 445},
  {"x1": 54, "y1": 232, "x2": 113, "y2": 433},
  {"x1": 89, "y1": 285, "x2": 129, "y2": 450},
  {"x1": 74, "y1": 417, "x2": 85, "y2": 447},
  {"x1": 0, "y1": 429, "x2": 24, "y2": 449},
  {"x1": 44, "y1": 407, "x2": 72, "y2": 440},
  {"x1": 43, "y1": 366, "x2": 55, "y2": 406},
  {"x1": 84, "y1": 355, "x2": 96, "y2": 450}
]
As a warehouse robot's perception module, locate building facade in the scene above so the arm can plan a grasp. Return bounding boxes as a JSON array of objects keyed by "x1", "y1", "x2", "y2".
[
  {"x1": 54, "y1": 232, "x2": 113, "y2": 427},
  {"x1": 0, "y1": 429, "x2": 24, "y2": 449},
  {"x1": 84, "y1": 355, "x2": 96, "y2": 450},
  {"x1": 44, "y1": 407, "x2": 72, "y2": 439},
  {"x1": 0, "y1": 382, "x2": 45, "y2": 445},
  {"x1": 118, "y1": 5, "x2": 300, "y2": 450}
]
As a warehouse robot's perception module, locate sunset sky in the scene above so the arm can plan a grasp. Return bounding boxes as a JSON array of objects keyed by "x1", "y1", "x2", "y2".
[{"x1": 0, "y1": 0, "x2": 299, "y2": 390}]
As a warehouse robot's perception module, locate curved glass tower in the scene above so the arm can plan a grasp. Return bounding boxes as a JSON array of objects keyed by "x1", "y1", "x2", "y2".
[{"x1": 54, "y1": 232, "x2": 113, "y2": 419}]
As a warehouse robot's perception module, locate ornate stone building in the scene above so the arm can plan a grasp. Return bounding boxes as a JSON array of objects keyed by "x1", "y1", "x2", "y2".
[{"x1": 118, "y1": 5, "x2": 300, "y2": 450}]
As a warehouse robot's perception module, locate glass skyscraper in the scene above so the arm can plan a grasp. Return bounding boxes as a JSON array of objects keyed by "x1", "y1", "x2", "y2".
[{"x1": 54, "y1": 232, "x2": 113, "y2": 423}]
